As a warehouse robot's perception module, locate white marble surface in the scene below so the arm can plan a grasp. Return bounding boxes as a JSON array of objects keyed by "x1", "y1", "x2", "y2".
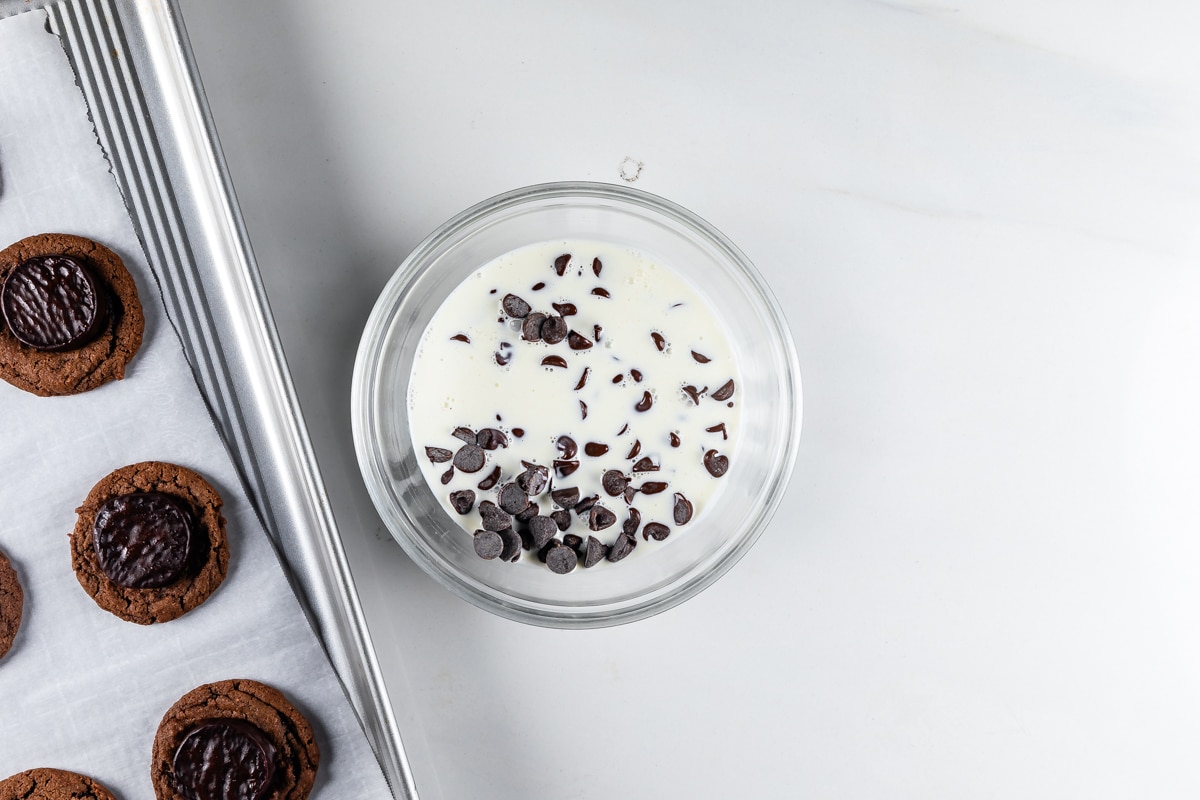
[{"x1": 174, "y1": 1, "x2": 1200, "y2": 797}]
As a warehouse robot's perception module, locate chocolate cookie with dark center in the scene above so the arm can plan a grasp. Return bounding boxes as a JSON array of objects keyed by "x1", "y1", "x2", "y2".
[
  {"x1": 152, "y1": 679, "x2": 320, "y2": 800},
  {"x1": 0, "y1": 768, "x2": 118, "y2": 800},
  {"x1": 0, "y1": 548, "x2": 23, "y2": 662},
  {"x1": 71, "y1": 461, "x2": 228, "y2": 624},
  {"x1": 0, "y1": 233, "x2": 144, "y2": 396}
]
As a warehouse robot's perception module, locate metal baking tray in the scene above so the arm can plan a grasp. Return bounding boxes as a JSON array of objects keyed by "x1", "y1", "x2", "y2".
[{"x1": 0, "y1": 0, "x2": 418, "y2": 797}]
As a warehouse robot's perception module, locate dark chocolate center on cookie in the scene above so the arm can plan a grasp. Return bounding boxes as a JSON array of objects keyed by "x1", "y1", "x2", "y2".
[
  {"x1": 173, "y1": 718, "x2": 278, "y2": 800},
  {"x1": 0, "y1": 254, "x2": 109, "y2": 351},
  {"x1": 93, "y1": 491, "x2": 196, "y2": 588}
]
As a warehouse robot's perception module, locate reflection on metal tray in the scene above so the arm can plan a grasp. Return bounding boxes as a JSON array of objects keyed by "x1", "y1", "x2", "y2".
[{"x1": 0, "y1": 0, "x2": 417, "y2": 797}]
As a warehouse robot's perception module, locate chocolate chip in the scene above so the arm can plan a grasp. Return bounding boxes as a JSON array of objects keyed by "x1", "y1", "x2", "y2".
[
  {"x1": 574, "y1": 494, "x2": 599, "y2": 515},
  {"x1": 612, "y1": 373, "x2": 624, "y2": 384},
  {"x1": 502, "y1": 293, "x2": 531, "y2": 318},
  {"x1": 640, "y1": 481, "x2": 668, "y2": 495},
  {"x1": 425, "y1": 446, "x2": 452, "y2": 463},
  {"x1": 704, "y1": 449, "x2": 730, "y2": 478},
  {"x1": 479, "y1": 501, "x2": 512, "y2": 531},
  {"x1": 588, "y1": 505, "x2": 617, "y2": 531},
  {"x1": 643, "y1": 522, "x2": 671, "y2": 541},
  {"x1": 516, "y1": 503, "x2": 540, "y2": 522},
  {"x1": 623, "y1": 507, "x2": 642, "y2": 537},
  {"x1": 552, "y1": 302, "x2": 577, "y2": 316},
  {"x1": 545, "y1": 543, "x2": 578, "y2": 574},
  {"x1": 705, "y1": 423, "x2": 728, "y2": 440},
  {"x1": 451, "y1": 333, "x2": 470, "y2": 343},
  {"x1": 475, "y1": 428, "x2": 509, "y2": 450},
  {"x1": 554, "y1": 253, "x2": 571, "y2": 276},
  {"x1": 632, "y1": 457, "x2": 658, "y2": 472},
  {"x1": 593, "y1": 324, "x2": 603, "y2": 342},
  {"x1": 499, "y1": 529, "x2": 523, "y2": 561},
  {"x1": 532, "y1": 281, "x2": 546, "y2": 291},
  {"x1": 682, "y1": 385, "x2": 707, "y2": 405},
  {"x1": 567, "y1": 330, "x2": 593, "y2": 350},
  {"x1": 528, "y1": 515, "x2": 558, "y2": 550},
  {"x1": 584, "y1": 442, "x2": 609, "y2": 457},
  {"x1": 551, "y1": 509, "x2": 572, "y2": 531},
  {"x1": 623, "y1": 485, "x2": 638, "y2": 504},
  {"x1": 1, "y1": 254, "x2": 109, "y2": 352},
  {"x1": 579, "y1": 400, "x2": 588, "y2": 420},
  {"x1": 591, "y1": 287, "x2": 611, "y2": 298},
  {"x1": 551, "y1": 487, "x2": 580, "y2": 509},
  {"x1": 602, "y1": 470, "x2": 628, "y2": 497},
  {"x1": 673, "y1": 493, "x2": 693, "y2": 525},
  {"x1": 630, "y1": 369, "x2": 643, "y2": 382},
  {"x1": 512, "y1": 427, "x2": 525, "y2": 437},
  {"x1": 476, "y1": 466, "x2": 501, "y2": 490},
  {"x1": 592, "y1": 257, "x2": 603, "y2": 277},
  {"x1": 554, "y1": 459, "x2": 580, "y2": 477},
  {"x1": 651, "y1": 331, "x2": 667, "y2": 352},
  {"x1": 516, "y1": 464, "x2": 549, "y2": 495},
  {"x1": 542, "y1": 355, "x2": 568, "y2": 369},
  {"x1": 449, "y1": 490, "x2": 475, "y2": 514},
  {"x1": 582, "y1": 536, "x2": 607, "y2": 567},
  {"x1": 617, "y1": 423, "x2": 629, "y2": 436},
  {"x1": 573, "y1": 368, "x2": 591, "y2": 390},
  {"x1": 635, "y1": 391, "x2": 653, "y2": 412},
  {"x1": 563, "y1": 533, "x2": 583, "y2": 552},
  {"x1": 541, "y1": 315, "x2": 568, "y2": 344},
  {"x1": 452, "y1": 426, "x2": 476, "y2": 443},
  {"x1": 522, "y1": 312, "x2": 547, "y2": 341},
  {"x1": 494, "y1": 342, "x2": 514, "y2": 366},
  {"x1": 711, "y1": 379, "x2": 735, "y2": 401},
  {"x1": 626, "y1": 439, "x2": 641, "y2": 459},
  {"x1": 439, "y1": 466, "x2": 455, "y2": 485},
  {"x1": 498, "y1": 483, "x2": 530, "y2": 514},
  {"x1": 607, "y1": 533, "x2": 637, "y2": 562},
  {"x1": 473, "y1": 530, "x2": 504, "y2": 560},
  {"x1": 669, "y1": 432, "x2": 681, "y2": 448},
  {"x1": 173, "y1": 719, "x2": 277, "y2": 800},
  {"x1": 453, "y1": 444, "x2": 486, "y2": 473},
  {"x1": 93, "y1": 492, "x2": 196, "y2": 588},
  {"x1": 691, "y1": 350, "x2": 711, "y2": 363}
]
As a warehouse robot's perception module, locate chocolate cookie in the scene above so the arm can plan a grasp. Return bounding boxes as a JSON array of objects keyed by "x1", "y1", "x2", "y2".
[
  {"x1": 0, "y1": 768, "x2": 118, "y2": 800},
  {"x1": 71, "y1": 461, "x2": 228, "y2": 625},
  {"x1": 152, "y1": 679, "x2": 320, "y2": 800},
  {"x1": 0, "y1": 548, "x2": 22, "y2": 662},
  {"x1": 0, "y1": 233, "x2": 144, "y2": 396}
]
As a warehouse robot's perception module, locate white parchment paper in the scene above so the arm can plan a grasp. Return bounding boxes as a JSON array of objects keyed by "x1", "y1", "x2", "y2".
[{"x1": 0, "y1": 12, "x2": 393, "y2": 799}]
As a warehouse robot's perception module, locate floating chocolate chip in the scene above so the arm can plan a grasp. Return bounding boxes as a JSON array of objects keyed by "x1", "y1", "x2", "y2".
[
  {"x1": 549, "y1": 438, "x2": 574, "y2": 462},
  {"x1": 580, "y1": 400, "x2": 589, "y2": 419},
  {"x1": 589, "y1": 505, "x2": 617, "y2": 531},
  {"x1": 494, "y1": 342, "x2": 514, "y2": 366},
  {"x1": 582, "y1": 536, "x2": 607, "y2": 567},
  {"x1": 551, "y1": 509, "x2": 572, "y2": 531},
  {"x1": 542, "y1": 355, "x2": 568, "y2": 369},
  {"x1": 551, "y1": 487, "x2": 580, "y2": 509},
  {"x1": 93, "y1": 492, "x2": 196, "y2": 589},
  {"x1": 711, "y1": 379, "x2": 735, "y2": 401},
  {"x1": 516, "y1": 502, "x2": 540, "y2": 522},
  {"x1": 453, "y1": 444, "x2": 485, "y2": 473},
  {"x1": 499, "y1": 529, "x2": 523, "y2": 561},
  {"x1": 517, "y1": 464, "x2": 549, "y2": 495},
  {"x1": 673, "y1": 493, "x2": 693, "y2": 525},
  {"x1": 643, "y1": 522, "x2": 671, "y2": 541},
  {"x1": 554, "y1": 459, "x2": 580, "y2": 477},
  {"x1": 691, "y1": 350, "x2": 711, "y2": 364},
  {"x1": 522, "y1": 311, "x2": 547, "y2": 341},
  {"x1": 602, "y1": 470, "x2": 628, "y2": 497},
  {"x1": 450, "y1": 333, "x2": 470, "y2": 343},
  {"x1": 477, "y1": 465, "x2": 501, "y2": 490},
  {"x1": 623, "y1": 485, "x2": 638, "y2": 504},
  {"x1": 439, "y1": 466, "x2": 455, "y2": 485},
  {"x1": 623, "y1": 507, "x2": 642, "y2": 536},
  {"x1": 669, "y1": 432, "x2": 681, "y2": 448},
  {"x1": 630, "y1": 369, "x2": 643, "y2": 382},
  {"x1": 640, "y1": 481, "x2": 668, "y2": 495},
  {"x1": 584, "y1": 442, "x2": 609, "y2": 457},
  {"x1": 631, "y1": 457, "x2": 658, "y2": 472},
  {"x1": 512, "y1": 427, "x2": 525, "y2": 437},
  {"x1": 497, "y1": 483, "x2": 530, "y2": 514},
  {"x1": 541, "y1": 315, "x2": 568, "y2": 344},
  {"x1": 607, "y1": 533, "x2": 637, "y2": 562},
  {"x1": 704, "y1": 449, "x2": 730, "y2": 478},
  {"x1": 554, "y1": 253, "x2": 571, "y2": 276},
  {"x1": 617, "y1": 423, "x2": 629, "y2": 436},
  {"x1": 651, "y1": 331, "x2": 667, "y2": 352},
  {"x1": 591, "y1": 287, "x2": 611, "y2": 298},
  {"x1": 479, "y1": 501, "x2": 512, "y2": 531},
  {"x1": 449, "y1": 490, "x2": 475, "y2": 514},
  {"x1": 532, "y1": 281, "x2": 546, "y2": 291},
  {"x1": 452, "y1": 426, "x2": 476, "y2": 443},
  {"x1": 626, "y1": 439, "x2": 641, "y2": 459},
  {"x1": 573, "y1": 368, "x2": 590, "y2": 390},
  {"x1": 593, "y1": 324, "x2": 603, "y2": 342},
  {"x1": 592, "y1": 257, "x2": 603, "y2": 277},
  {"x1": 1, "y1": 254, "x2": 109, "y2": 352},
  {"x1": 528, "y1": 515, "x2": 558, "y2": 550},
  {"x1": 612, "y1": 373, "x2": 623, "y2": 384},
  {"x1": 552, "y1": 302, "x2": 577, "y2": 317},
  {"x1": 635, "y1": 391, "x2": 654, "y2": 412},
  {"x1": 574, "y1": 494, "x2": 599, "y2": 515},
  {"x1": 546, "y1": 543, "x2": 578, "y2": 574},
  {"x1": 564, "y1": 533, "x2": 584, "y2": 555},
  {"x1": 567, "y1": 330, "x2": 593, "y2": 350},
  {"x1": 475, "y1": 428, "x2": 509, "y2": 450},
  {"x1": 173, "y1": 719, "x2": 276, "y2": 800},
  {"x1": 473, "y1": 530, "x2": 504, "y2": 560},
  {"x1": 425, "y1": 446, "x2": 453, "y2": 463},
  {"x1": 502, "y1": 293, "x2": 531, "y2": 318},
  {"x1": 682, "y1": 385, "x2": 707, "y2": 405},
  {"x1": 705, "y1": 423, "x2": 728, "y2": 440}
]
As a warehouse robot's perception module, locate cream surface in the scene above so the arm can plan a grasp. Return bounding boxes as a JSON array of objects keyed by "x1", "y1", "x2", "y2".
[{"x1": 408, "y1": 240, "x2": 740, "y2": 558}]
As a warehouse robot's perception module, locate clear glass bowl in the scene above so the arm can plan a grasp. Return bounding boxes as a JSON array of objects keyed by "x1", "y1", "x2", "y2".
[{"x1": 352, "y1": 182, "x2": 801, "y2": 628}]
